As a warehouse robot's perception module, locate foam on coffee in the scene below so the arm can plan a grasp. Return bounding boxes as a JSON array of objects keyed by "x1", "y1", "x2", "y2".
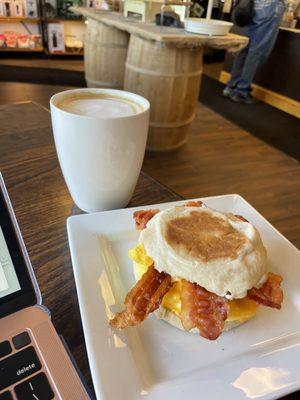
[{"x1": 56, "y1": 93, "x2": 143, "y2": 118}]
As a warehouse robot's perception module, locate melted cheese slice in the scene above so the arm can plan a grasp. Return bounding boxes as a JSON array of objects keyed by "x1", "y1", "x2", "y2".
[{"x1": 129, "y1": 244, "x2": 259, "y2": 322}]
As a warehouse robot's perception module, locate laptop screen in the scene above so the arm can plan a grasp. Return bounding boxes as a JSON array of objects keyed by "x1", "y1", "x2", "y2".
[
  {"x1": 0, "y1": 178, "x2": 37, "y2": 318},
  {"x1": 0, "y1": 226, "x2": 21, "y2": 298}
]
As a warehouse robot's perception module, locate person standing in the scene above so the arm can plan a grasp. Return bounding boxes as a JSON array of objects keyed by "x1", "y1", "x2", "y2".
[{"x1": 223, "y1": 0, "x2": 285, "y2": 103}]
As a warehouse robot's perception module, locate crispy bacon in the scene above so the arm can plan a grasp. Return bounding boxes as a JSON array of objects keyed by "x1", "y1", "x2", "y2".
[
  {"x1": 235, "y1": 214, "x2": 249, "y2": 222},
  {"x1": 133, "y1": 202, "x2": 204, "y2": 230},
  {"x1": 180, "y1": 280, "x2": 228, "y2": 340},
  {"x1": 248, "y1": 272, "x2": 283, "y2": 309},
  {"x1": 133, "y1": 209, "x2": 159, "y2": 230},
  {"x1": 185, "y1": 200, "x2": 204, "y2": 207},
  {"x1": 110, "y1": 265, "x2": 172, "y2": 329}
]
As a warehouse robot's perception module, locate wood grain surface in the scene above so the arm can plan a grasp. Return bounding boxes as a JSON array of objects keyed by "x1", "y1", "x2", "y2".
[
  {"x1": 0, "y1": 101, "x2": 181, "y2": 394},
  {"x1": 124, "y1": 35, "x2": 203, "y2": 150},
  {"x1": 71, "y1": 8, "x2": 248, "y2": 51},
  {"x1": 85, "y1": 19, "x2": 129, "y2": 89},
  {"x1": 143, "y1": 101, "x2": 300, "y2": 250},
  {"x1": 0, "y1": 101, "x2": 299, "y2": 400}
]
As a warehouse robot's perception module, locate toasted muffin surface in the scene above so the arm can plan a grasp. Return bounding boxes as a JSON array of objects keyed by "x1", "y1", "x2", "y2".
[{"x1": 139, "y1": 206, "x2": 267, "y2": 300}]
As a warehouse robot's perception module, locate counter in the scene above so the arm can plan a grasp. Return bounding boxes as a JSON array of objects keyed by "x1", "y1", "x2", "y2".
[{"x1": 221, "y1": 26, "x2": 300, "y2": 118}]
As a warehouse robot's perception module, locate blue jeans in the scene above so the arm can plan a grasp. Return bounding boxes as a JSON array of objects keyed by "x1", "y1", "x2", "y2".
[{"x1": 226, "y1": 0, "x2": 285, "y2": 97}]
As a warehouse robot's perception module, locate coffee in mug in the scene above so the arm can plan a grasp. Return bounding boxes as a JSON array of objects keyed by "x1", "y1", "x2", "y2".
[
  {"x1": 56, "y1": 92, "x2": 144, "y2": 118},
  {"x1": 50, "y1": 88, "x2": 150, "y2": 213}
]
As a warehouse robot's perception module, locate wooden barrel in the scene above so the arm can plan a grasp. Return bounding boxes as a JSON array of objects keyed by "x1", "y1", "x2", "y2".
[
  {"x1": 84, "y1": 18, "x2": 129, "y2": 89},
  {"x1": 124, "y1": 35, "x2": 203, "y2": 151}
]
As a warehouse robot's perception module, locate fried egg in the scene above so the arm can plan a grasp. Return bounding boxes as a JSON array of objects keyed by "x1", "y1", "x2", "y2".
[{"x1": 129, "y1": 244, "x2": 259, "y2": 323}]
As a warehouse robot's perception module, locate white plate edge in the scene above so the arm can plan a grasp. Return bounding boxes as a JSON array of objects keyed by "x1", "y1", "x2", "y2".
[{"x1": 66, "y1": 193, "x2": 300, "y2": 400}]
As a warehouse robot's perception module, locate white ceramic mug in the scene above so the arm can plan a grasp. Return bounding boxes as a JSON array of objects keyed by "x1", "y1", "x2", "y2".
[{"x1": 50, "y1": 88, "x2": 150, "y2": 213}]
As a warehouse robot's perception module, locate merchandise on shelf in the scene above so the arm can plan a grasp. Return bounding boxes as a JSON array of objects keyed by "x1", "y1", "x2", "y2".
[
  {"x1": 0, "y1": 0, "x2": 38, "y2": 16},
  {"x1": 0, "y1": 30, "x2": 41, "y2": 48},
  {"x1": 31, "y1": 32, "x2": 41, "y2": 46},
  {"x1": 17, "y1": 32, "x2": 29, "y2": 46},
  {"x1": 24, "y1": 0, "x2": 38, "y2": 16},
  {"x1": 0, "y1": 0, "x2": 87, "y2": 54},
  {"x1": 4, "y1": 31, "x2": 18, "y2": 46},
  {"x1": 47, "y1": 22, "x2": 65, "y2": 53},
  {"x1": 0, "y1": 0, "x2": 14, "y2": 16},
  {"x1": 13, "y1": 0, "x2": 24, "y2": 15},
  {"x1": 65, "y1": 34, "x2": 83, "y2": 52}
]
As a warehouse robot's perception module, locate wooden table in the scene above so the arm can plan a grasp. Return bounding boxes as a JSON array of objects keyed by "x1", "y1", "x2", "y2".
[
  {"x1": 0, "y1": 101, "x2": 298, "y2": 400},
  {"x1": 74, "y1": 8, "x2": 247, "y2": 48},
  {"x1": 0, "y1": 101, "x2": 181, "y2": 394},
  {"x1": 72, "y1": 8, "x2": 248, "y2": 151}
]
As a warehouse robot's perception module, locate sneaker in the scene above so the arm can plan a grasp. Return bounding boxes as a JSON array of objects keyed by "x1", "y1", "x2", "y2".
[
  {"x1": 222, "y1": 86, "x2": 235, "y2": 97},
  {"x1": 229, "y1": 92, "x2": 257, "y2": 104}
]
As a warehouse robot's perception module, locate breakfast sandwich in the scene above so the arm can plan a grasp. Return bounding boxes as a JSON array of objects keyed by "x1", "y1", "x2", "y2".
[{"x1": 109, "y1": 201, "x2": 283, "y2": 340}]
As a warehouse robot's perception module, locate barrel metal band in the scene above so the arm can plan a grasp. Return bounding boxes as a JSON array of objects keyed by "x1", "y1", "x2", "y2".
[
  {"x1": 150, "y1": 113, "x2": 195, "y2": 128},
  {"x1": 125, "y1": 62, "x2": 202, "y2": 78}
]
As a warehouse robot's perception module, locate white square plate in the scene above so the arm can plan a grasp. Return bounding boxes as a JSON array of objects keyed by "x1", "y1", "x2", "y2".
[{"x1": 67, "y1": 194, "x2": 300, "y2": 400}]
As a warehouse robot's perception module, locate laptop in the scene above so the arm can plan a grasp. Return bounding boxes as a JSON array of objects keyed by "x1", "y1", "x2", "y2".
[{"x1": 0, "y1": 174, "x2": 91, "y2": 400}]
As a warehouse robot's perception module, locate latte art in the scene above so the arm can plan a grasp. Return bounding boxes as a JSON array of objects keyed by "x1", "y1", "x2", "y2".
[{"x1": 57, "y1": 93, "x2": 143, "y2": 118}]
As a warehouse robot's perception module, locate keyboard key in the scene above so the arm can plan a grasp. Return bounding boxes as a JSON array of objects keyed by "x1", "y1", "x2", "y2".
[
  {"x1": 12, "y1": 332, "x2": 31, "y2": 350},
  {"x1": 15, "y1": 372, "x2": 54, "y2": 400},
  {"x1": 0, "y1": 392, "x2": 13, "y2": 400},
  {"x1": 0, "y1": 346, "x2": 42, "y2": 391},
  {"x1": 0, "y1": 341, "x2": 12, "y2": 359}
]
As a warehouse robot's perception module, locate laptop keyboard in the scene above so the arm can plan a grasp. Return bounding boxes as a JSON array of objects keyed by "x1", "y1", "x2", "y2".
[
  {"x1": 12, "y1": 332, "x2": 31, "y2": 350},
  {"x1": 0, "y1": 347, "x2": 42, "y2": 390},
  {"x1": 0, "y1": 331, "x2": 54, "y2": 399},
  {"x1": 0, "y1": 341, "x2": 12, "y2": 359},
  {"x1": 14, "y1": 373, "x2": 54, "y2": 400}
]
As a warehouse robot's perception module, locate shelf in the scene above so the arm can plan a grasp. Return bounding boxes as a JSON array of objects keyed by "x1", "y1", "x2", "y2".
[
  {"x1": 280, "y1": 26, "x2": 300, "y2": 34},
  {"x1": 0, "y1": 46, "x2": 44, "y2": 52},
  {"x1": 0, "y1": 17, "x2": 40, "y2": 22},
  {"x1": 49, "y1": 50, "x2": 83, "y2": 56},
  {"x1": 44, "y1": 16, "x2": 83, "y2": 22}
]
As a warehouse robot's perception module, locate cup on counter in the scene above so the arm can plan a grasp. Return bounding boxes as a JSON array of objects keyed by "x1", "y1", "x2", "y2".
[{"x1": 50, "y1": 88, "x2": 150, "y2": 213}]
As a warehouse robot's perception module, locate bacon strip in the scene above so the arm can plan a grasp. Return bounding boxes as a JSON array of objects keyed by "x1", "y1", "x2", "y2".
[
  {"x1": 133, "y1": 202, "x2": 204, "y2": 230},
  {"x1": 185, "y1": 200, "x2": 204, "y2": 207},
  {"x1": 180, "y1": 280, "x2": 228, "y2": 340},
  {"x1": 248, "y1": 272, "x2": 283, "y2": 310},
  {"x1": 110, "y1": 265, "x2": 172, "y2": 329},
  {"x1": 133, "y1": 209, "x2": 159, "y2": 230},
  {"x1": 235, "y1": 214, "x2": 248, "y2": 222}
]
